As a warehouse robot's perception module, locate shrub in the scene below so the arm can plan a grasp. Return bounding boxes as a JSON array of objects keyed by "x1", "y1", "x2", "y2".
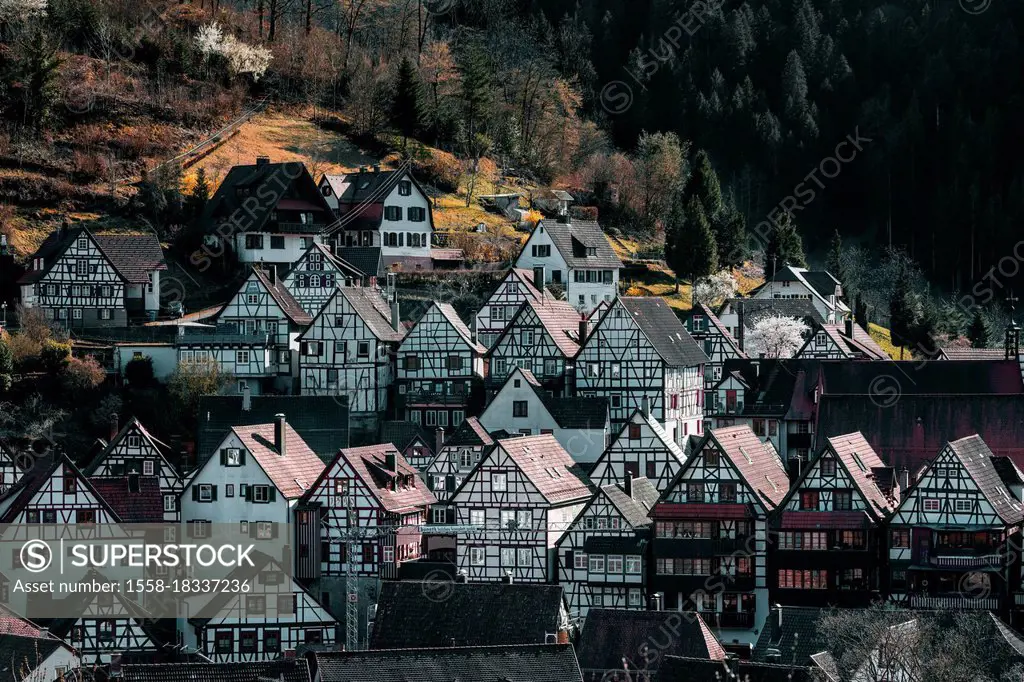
[
  {"x1": 124, "y1": 356, "x2": 155, "y2": 387},
  {"x1": 572, "y1": 205, "x2": 599, "y2": 222},
  {"x1": 72, "y1": 151, "x2": 110, "y2": 181},
  {"x1": 63, "y1": 355, "x2": 105, "y2": 392},
  {"x1": 413, "y1": 148, "x2": 461, "y2": 192}
]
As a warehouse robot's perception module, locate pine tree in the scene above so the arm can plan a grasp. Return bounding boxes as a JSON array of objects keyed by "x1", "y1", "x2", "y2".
[
  {"x1": 687, "y1": 149, "x2": 724, "y2": 219},
  {"x1": 765, "y1": 214, "x2": 806, "y2": 277},
  {"x1": 889, "y1": 266, "x2": 919, "y2": 358},
  {"x1": 0, "y1": 335, "x2": 12, "y2": 394},
  {"x1": 855, "y1": 292, "x2": 869, "y2": 331},
  {"x1": 666, "y1": 195, "x2": 718, "y2": 297},
  {"x1": 967, "y1": 310, "x2": 991, "y2": 348},
  {"x1": 13, "y1": 25, "x2": 62, "y2": 135},
  {"x1": 188, "y1": 167, "x2": 211, "y2": 220},
  {"x1": 392, "y1": 55, "x2": 425, "y2": 152},
  {"x1": 715, "y1": 206, "x2": 746, "y2": 268},
  {"x1": 460, "y1": 44, "x2": 493, "y2": 140},
  {"x1": 827, "y1": 229, "x2": 846, "y2": 287}
]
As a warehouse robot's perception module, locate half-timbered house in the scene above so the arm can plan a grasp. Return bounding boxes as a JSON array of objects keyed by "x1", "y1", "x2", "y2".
[
  {"x1": 795, "y1": 319, "x2": 888, "y2": 361},
  {"x1": 888, "y1": 434, "x2": 1023, "y2": 616},
  {"x1": 479, "y1": 368, "x2": 610, "y2": 464},
  {"x1": 82, "y1": 416, "x2": 184, "y2": 522},
  {"x1": 297, "y1": 287, "x2": 403, "y2": 427},
  {"x1": 181, "y1": 552, "x2": 337, "y2": 662},
  {"x1": 487, "y1": 296, "x2": 583, "y2": 397},
  {"x1": 18, "y1": 227, "x2": 166, "y2": 327},
  {"x1": 716, "y1": 298, "x2": 823, "y2": 352},
  {"x1": 379, "y1": 421, "x2": 437, "y2": 471},
  {"x1": 283, "y1": 242, "x2": 366, "y2": 316},
  {"x1": 200, "y1": 159, "x2": 334, "y2": 265},
  {"x1": 219, "y1": 266, "x2": 313, "y2": 392},
  {"x1": 575, "y1": 297, "x2": 706, "y2": 444},
  {"x1": 514, "y1": 219, "x2": 622, "y2": 313},
  {"x1": 650, "y1": 425, "x2": 787, "y2": 645},
  {"x1": 425, "y1": 417, "x2": 494, "y2": 503},
  {"x1": 683, "y1": 304, "x2": 748, "y2": 410},
  {"x1": 556, "y1": 477, "x2": 658, "y2": 619},
  {"x1": 396, "y1": 302, "x2": 486, "y2": 429},
  {"x1": 175, "y1": 326, "x2": 273, "y2": 395},
  {"x1": 586, "y1": 404, "x2": 688, "y2": 492},
  {"x1": 0, "y1": 441, "x2": 26, "y2": 496},
  {"x1": 180, "y1": 415, "x2": 327, "y2": 532},
  {"x1": 474, "y1": 268, "x2": 554, "y2": 349},
  {"x1": 770, "y1": 432, "x2": 897, "y2": 608},
  {"x1": 747, "y1": 266, "x2": 849, "y2": 324},
  {"x1": 451, "y1": 434, "x2": 592, "y2": 582}
]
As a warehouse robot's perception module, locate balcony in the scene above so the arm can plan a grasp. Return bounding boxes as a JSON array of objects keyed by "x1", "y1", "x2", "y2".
[
  {"x1": 928, "y1": 553, "x2": 1003, "y2": 570},
  {"x1": 401, "y1": 391, "x2": 469, "y2": 406},
  {"x1": 708, "y1": 611, "x2": 755, "y2": 629},
  {"x1": 272, "y1": 221, "x2": 325, "y2": 234},
  {"x1": 909, "y1": 594, "x2": 1001, "y2": 610}
]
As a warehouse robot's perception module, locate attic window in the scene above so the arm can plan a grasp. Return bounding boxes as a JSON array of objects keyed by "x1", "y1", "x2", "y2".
[
  {"x1": 586, "y1": 247, "x2": 597, "y2": 257},
  {"x1": 77, "y1": 237, "x2": 88, "y2": 249}
]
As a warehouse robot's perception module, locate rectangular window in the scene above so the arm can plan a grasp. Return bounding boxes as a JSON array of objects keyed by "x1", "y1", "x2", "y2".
[
  {"x1": 470, "y1": 509, "x2": 485, "y2": 526},
  {"x1": 245, "y1": 234, "x2": 264, "y2": 250},
  {"x1": 236, "y1": 351, "x2": 250, "y2": 364},
  {"x1": 492, "y1": 473, "x2": 507, "y2": 491},
  {"x1": 955, "y1": 499, "x2": 973, "y2": 513},
  {"x1": 142, "y1": 460, "x2": 154, "y2": 475},
  {"x1": 99, "y1": 309, "x2": 112, "y2": 320},
  {"x1": 625, "y1": 556, "x2": 642, "y2": 574},
  {"x1": 198, "y1": 484, "x2": 213, "y2": 502},
  {"x1": 923, "y1": 498, "x2": 941, "y2": 512},
  {"x1": 834, "y1": 490, "x2": 853, "y2": 511},
  {"x1": 253, "y1": 486, "x2": 270, "y2": 503},
  {"x1": 800, "y1": 491, "x2": 819, "y2": 511},
  {"x1": 470, "y1": 547, "x2": 485, "y2": 565},
  {"x1": 719, "y1": 483, "x2": 736, "y2": 502},
  {"x1": 513, "y1": 401, "x2": 528, "y2": 418},
  {"x1": 589, "y1": 555, "x2": 605, "y2": 572},
  {"x1": 447, "y1": 355, "x2": 463, "y2": 371},
  {"x1": 821, "y1": 457, "x2": 837, "y2": 476},
  {"x1": 270, "y1": 235, "x2": 285, "y2": 249},
  {"x1": 409, "y1": 207, "x2": 426, "y2": 222},
  {"x1": 607, "y1": 555, "x2": 623, "y2": 573},
  {"x1": 384, "y1": 206, "x2": 402, "y2": 221}
]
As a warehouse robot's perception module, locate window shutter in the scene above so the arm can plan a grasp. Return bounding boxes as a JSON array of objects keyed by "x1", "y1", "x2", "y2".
[
  {"x1": 220, "y1": 450, "x2": 227, "y2": 466},
  {"x1": 210, "y1": 485, "x2": 218, "y2": 501},
  {"x1": 192, "y1": 487, "x2": 200, "y2": 501},
  {"x1": 300, "y1": 342, "x2": 309, "y2": 356},
  {"x1": 249, "y1": 522, "x2": 257, "y2": 539},
  {"x1": 566, "y1": 550, "x2": 574, "y2": 566},
  {"x1": 268, "y1": 487, "x2": 277, "y2": 502},
  {"x1": 239, "y1": 449, "x2": 246, "y2": 465},
  {"x1": 243, "y1": 486, "x2": 251, "y2": 501},
  {"x1": 271, "y1": 522, "x2": 279, "y2": 539},
  {"x1": 446, "y1": 507, "x2": 455, "y2": 524}
]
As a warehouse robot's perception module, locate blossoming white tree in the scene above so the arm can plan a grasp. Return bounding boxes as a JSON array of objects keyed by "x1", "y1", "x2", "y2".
[
  {"x1": 0, "y1": 0, "x2": 47, "y2": 22},
  {"x1": 746, "y1": 315, "x2": 809, "y2": 359},
  {"x1": 692, "y1": 269, "x2": 738, "y2": 308},
  {"x1": 195, "y1": 22, "x2": 272, "y2": 81}
]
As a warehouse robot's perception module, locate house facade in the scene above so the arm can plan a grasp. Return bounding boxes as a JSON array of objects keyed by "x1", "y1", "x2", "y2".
[
  {"x1": 425, "y1": 417, "x2": 494, "y2": 504},
  {"x1": 513, "y1": 219, "x2": 622, "y2": 313},
  {"x1": 770, "y1": 432, "x2": 897, "y2": 608},
  {"x1": 283, "y1": 242, "x2": 366, "y2": 316},
  {"x1": 451, "y1": 434, "x2": 591, "y2": 582},
  {"x1": 395, "y1": 302, "x2": 486, "y2": 430},
  {"x1": 474, "y1": 268, "x2": 554, "y2": 349},
  {"x1": 650, "y1": 425, "x2": 787, "y2": 645},
  {"x1": 586, "y1": 406, "x2": 688, "y2": 492},
  {"x1": 320, "y1": 169, "x2": 434, "y2": 269},
  {"x1": 575, "y1": 297, "x2": 706, "y2": 445},
  {"x1": 683, "y1": 304, "x2": 748, "y2": 409},
  {"x1": 795, "y1": 320, "x2": 889, "y2": 360},
  {"x1": 18, "y1": 227, "x2": 166, "y2": 327},
  {"x1": 747, "y1": 266, "x2": 849, "y2": 324},
  {"x1": 555, "y1": 477, "x2": 657, "y2": 619}
]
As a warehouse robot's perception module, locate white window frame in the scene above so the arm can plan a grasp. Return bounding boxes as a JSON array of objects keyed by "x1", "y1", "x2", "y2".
[
  {"x1": 142, "y1": 460, "x2": 154, "y2": 476},
  {"x1": 491, "y1": 473, "x2": 507, "y2": 491},
  {"x1": 923, "y1": 498, "x2": 941, "y2": 512},
  {"x1": 517, "y1": 548, "x2": 531, "y2": 567},
  {"x1": 163, "y1": 495, "x2": 176, "y2": 512},
  {"x1": 574, "y1": 552, "x2": 588, "y2": 569},
  {"x1": 589, "y1": 555, "x2": 605, "y2": 573},
  {"x1": 628, "y1": 588, "x2": 643, "y2": 607},
  {"x1": 253, "y1": 485, "x2": 270, "y2": 503},
  {"x1": 198, "y1": 484, "x2": 213, "y2": 502},
  {"x1": 625, "y1": 555, "x2": 642, "y2": 574},
  {"x1": 470, "y1": 509, "x2": 485, "y2": 526},
  {"x1": 470, "y1": 547, "x2": 485, "y2": 566},
  {"x1": 500, "y1": 547, "x2": 515, "y2": 566},
  {"x1": 954, "y1": 499, "x2": 973, "y2": 513}
]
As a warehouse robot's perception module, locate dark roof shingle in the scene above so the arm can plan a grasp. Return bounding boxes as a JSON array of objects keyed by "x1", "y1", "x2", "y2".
[
  {"x1": 532, "y1": 219, "x2": 622, "y2": 270},
  {"x1": 119, "y1": 660, "x2": 311, "y2": 682},
  {"x1": 618, "y1": 298, "x2": 707, "y2": 367},
  {"x1": 576, "y1": 610, "x2": 726, "y2": 674}
]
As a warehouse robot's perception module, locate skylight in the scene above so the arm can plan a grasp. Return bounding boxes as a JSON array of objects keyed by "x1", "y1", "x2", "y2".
[{"x1": 851, "y1": 452, "x2": 867, "y2": 472}]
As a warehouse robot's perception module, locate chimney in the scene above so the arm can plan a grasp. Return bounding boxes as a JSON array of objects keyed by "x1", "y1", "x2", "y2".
[
  {"x1": 578, "y1": 318, "x2": 588, "y2": 345},
  {"x1": 844, "y1": 318, "x2": 854, "y2": 338},
  {"x1": 275, "y1": 414, "x2": 287, "y2": 457},
  {"x1": 641, "y1": 396, "x2": 650, "y2": 419},
  {"x1": 373, "y1": 164, "x2": 381, "y2": 173},
  {"x1": 899, "y1": 466, "x2": 910, "y2": 494},
  {"x1": 359, "y1": 166, "x2": 368, "y2": 173},
  {"x1": 624, "y1": 476, "x2": 633, "y2": 499},
  {"x1": 436, "y1": 427, "x2": 445, "y2": 455},
  {"x1": 242, "y1": 385, "x2": 252, "y2": 411},
  {"x1": 385, "y1": 451, "x2": 397, "y2": 472},
  {"x1": 109, "y1": 413, "x2": 119, "y2": 442},
  {"x1": 128, "y1": 473, "x2": 140, "y2": 493},
  {"x1": 533, "y1": 266, "x2": 545, "y2": 291},
  {"x1": 391, "y1": 300, "x2": 401, "y2": 332},
  {"x1": 256, "y1": 156, "x2": 270, "y2": 167},
  {"x1": 267, "y1": 265, "x2": 277, "y2": 286},
  {"x1": 649, "y1": 592, "x2": 664, "y2": 611}
]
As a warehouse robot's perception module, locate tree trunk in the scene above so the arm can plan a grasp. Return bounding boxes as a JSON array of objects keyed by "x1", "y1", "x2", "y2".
[
  {"x1": 257, "y1": 0, "x2": 264, "y2": 37},
  {"x1": 305, "y1": 0, "x2": 312, "y2": 34},
  {"x1": 268, "y1": 0, "x2": 277, "y2": 42}
]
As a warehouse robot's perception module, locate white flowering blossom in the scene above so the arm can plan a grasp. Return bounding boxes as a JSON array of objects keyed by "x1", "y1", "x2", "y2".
[
  {"x1": 0, "y1": 0, "x2": 48, "y2": 22},
  {"x1": 195, "y1": 22, "x2": 272, "y2": 81},
  {"x1": 746, "y1": 315, "x2": 809, "y2": 359},
  {"x1": 692, "y1": 269, "x2": 738, "y2": 308}
]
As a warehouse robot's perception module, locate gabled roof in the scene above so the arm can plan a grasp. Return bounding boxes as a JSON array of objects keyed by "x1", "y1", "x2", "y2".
[
  {"x1": 379, "y1": 421, "x2": 435, "y2": 454},
  {"x1": 537, "y1": 390, "x2": 609, "y2": 430},
  {"x1": 302, "y1": 286, "x2": 402, "y2": 343},
  {"x1": 720, "y1": 297, "x2": 826, "y2": 326},
  {"x1": 119, "y1": 660, "x2": 311, "y2": 682},
  {"x1": 659, "y1": 656, "x2": 818, "y2": 682},
  {"x1": 0, "y1": 605, "x2": 53, "y2": 638},
  {"x1": 617, "y1": 297, "x2": 707, "y2": 367},
  {"x1": 806, "y1": 322, "x2": 888, "y2": 360},
  {"x1": 434, "y1": 302, "x2": 486, "y2": 354},
  {"x1": 315, "y1": 645, "x2": 582, "y2": 682},
  {"x1": 588, "y1": 410, "x2": 687, "y2": 488},
  {"x1": 689, "y1": 303, "x2": 747, "y2": 358},
  {"x1": 442, "y1": 417, "x2": 493, "y2": 448},
  {"x1": 491, "y1": 434, "x2": 592, "y2": 504},
  {"x1": 944, "y1": 435, "x2": 1024, "y2": 525},
  {"x1": 938, "y1": 347, "x2": 1008, "y2": 361},
  {"x1": 250, "y1": 266, "x2": 313, "y2": 326},
  {"x1": 752, "y1": 606, "x2": 829, "y2": 666},
  {"x1": 18, "y1": 227, "x2": 166, "y2": 285},
  {"x1": 324, "y1": 168, "x2": 405, "y2": 204},
  {"x1": 0, "y1": 634, "x2": 68, "y2": 677},
  {"x1": 0, "y1": 454, "x2": 120, "y2": 523},
  {"x1": 197, "y1": 395, "x2": 348, "y2": 464},
  {"x1": 528, "y1": 219, "x2": 622, "y2": 270},
  {"x1": 335, "y1": 247, "x2": 384, "y2": 279},
  {"x1": 89, "y1": 476, "x2": 165, "y2": 522},
  {"x1": 227, "y1": 422, "x2": 326, "y2": 499},
  {"x1": 601, "y1": 478, "x2": 659, "y2": 528},
  {"x1": 691, "y1": 425, "x2": 788, "y2": 509},
  {"x1": 824, "y1": 432, "x2": 895, "y2": 516},
  {"x1": 492, "y1": 297, "x2": 583, "y2": 359},
  {"x1": 510, "y1": 267, "x2": 552, "y2": 301},
  {"x1": 750, "y1": 265, "x2": 849, "y2": 313},
  {"x1": 577, "y1": 610, "x2": 726, "y2": 674},
  {"x1": 82, "y1": 417, "x2": 176, "y2": 477},
  {"x1": 309, "y1": 443, "x2": 435, "y2": 514},
  {"x1": 286, "y1": 242, "x2": 365, "y2": 282},
  {"x1": 369, "y1": 581, "x2": 566, "y2": 649},
  {"x1": 202, "y1": 161, "x2": 330, "y2": 234}
]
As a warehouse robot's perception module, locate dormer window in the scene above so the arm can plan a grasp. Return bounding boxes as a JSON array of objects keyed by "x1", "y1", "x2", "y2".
[
  {"x1": 586, "y1": 247, "x2": 597, "y2": 257},
  {"x1": 77, "y1": 238, "x2": 88, "y2": 249}
]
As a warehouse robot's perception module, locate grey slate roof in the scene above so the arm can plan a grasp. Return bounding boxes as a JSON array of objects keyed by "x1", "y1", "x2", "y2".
[
  {"x1": 337, "y1": 287, "x2": 403, "y2": 342},
  {"x1": 601, "y1": 478, "x2": 658, "y2": 528},
  {"x1": 540, "y1": 395, "x2": 609, "y2": 430},
  {"x1": 119, "y1": 660, "x2": 311, "y2": 682},
  {"x1": 576, "y1": 610, "x2": 726, "y2": 675},
  {"x1": 659, "y1": 657, "x2": 818, "y2": 682},
  {"x1": 534, "y1": 219, "x2": 622, "y2": 269},
  {"x1": 443, "y1": 417, "x2": 493, "y2": 448},
  {"x1": 946, "y1": 435, "x2": 1024, "y2": 525},
  {"x1": 250, "y1": 266, "x2": 313, "y2": 326},
  {"x1": 315, "y1": 644, "x2": 583, "y2": 682},
  {"x1": 369, "y1": 582, "x2": 566, "y2": 649},
  {"x1": 201, "y1": 161, "x2": 331, "y2": 234},
  {"x1": 379, "y1": 420, "x2": 434, "y2": 452},
  {"x1": 722, "y1": 297, "x2": 825, "y2": 325},
  {"x1": 752, "y1": 606, "x2": 829, "y2": 666},
  {"x1": 196, "y1": 395, "x2": 348, "y2": 465},
  {"x1": 336, "y1": 247, "x2": 385, "y2": 279},
  {"x1": 18, "y1": 227, "x2": 166, "y2": 285},
  {"x1": 618, "y1": 297, "x2": 708, "y2": 367}
]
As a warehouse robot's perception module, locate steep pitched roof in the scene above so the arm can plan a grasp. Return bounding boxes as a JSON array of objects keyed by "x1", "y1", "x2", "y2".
[
  {"x1": 810, "y1": 322, "x2": 888, "y2": 360},
  {"x1": 539, "y1": 394, "x2": 609, "y2": 430},
  {"x1": 691, "y1": 303, "x2": 747, "y2": 358},
  {"x1": 369, "y1": 582, "x2": 566, "y2": 649},
  {"x1": 707, "y1": 425, "x2": 788, "y2": 508},
  {"x1": 315, "y1": 645, "x2": 582, "y2": 682},
  {"x1": 576, "y1": 610, "x2": 726, "y2": 675},
  {"x1": 494, "y1": 297, "x2": 583, "y2": 359},
  {"x1": 823, "y1": 432, "x2": 895, "y2": 517},
  {"x1": 938, "y1": 347, "x2": 1008, "y2": 360},
  {"x1": 196, "y1": 395, "x2": 349, "y2": 464},
  {"x1": 494, "y1": 434, "x2": 593, "y2": 504},
  {"x1": 89, "y1": 476, "x2": 165, "y2": 522},
  {"x1": 510, "y1": 267, "x2": 551, "y2": 301},
  {"x1": 0, "y1": 635, "x2": 67, "y2": 677},
  {"x1": 306, "y1": 287, "x2": 403, "y2": 343},
  {"x1": 0, "y1": 454, "x2": 120, "y2": 523},
  {"x1": 752, "y1": 606, "x2": 829, "y2": 666},
  {"x1": 531, "y1": 219, "x2": 622, "y2": 269},
  {"x1": 721, "y1": 297, "x2": 826, "y2": 326},
  {"x1": 250, "y1": 266, "x2": 313, "y2": 326},
  {"x1": 93, "y1": 233, "x2": 167, "y2": 283},
  {"x1": 310, "y1": 443, "x2": 435, "y2": 514},
  {"x1": 82, "y1": 417, "x2": 176, "y2": 476},
  {"x1": 659, "y1": 657, "x2": 818, "y2": 682},
  {"x1": 379, "y1": 421, "x2": 434, "y2": 454},
  {"x1": 434, "y1": 302, "x2": 486, "y2": 353},
  {"x1": 119, "y1": 660, "x2": 311, "y2": 682},
  {"x1": 945, "y1": 435, "x2": 1024, "y2": 525},
  {"x1": 618, "y1": 298, "x2": 707, "y2": 367},
  {"x1": 202, "y1": 161, "x2": 330, "y2": 234},
  {"x1": 336, "y1": 247, "x2": 384, "y2": 279},
  {"x1": 601, "y1": 478, "x2": 658, "y2": 528},
  {"x1": 443, "y1": 417, "x2": 493, "y2": 448},
  {"x1": 228, "y1": 422, "x2": 326, "y2": 499}
]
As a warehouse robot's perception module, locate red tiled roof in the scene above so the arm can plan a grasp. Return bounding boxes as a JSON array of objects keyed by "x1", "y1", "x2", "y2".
[
  {"x1": 525, "y1": 298, "x2": 583, "y2": 358},
  {"x1": 779, "y1": 510, "x2": 873, "y2": 529},
  {"x1": 497, "y1": 434, "x2": 592, "y2": 504},
  {"x1": 511, "y1": 268, "x2": 550, "y2": 302},
  {"x1": 251, "y1": 266, "x2": 313, "y2": 326},
  {"x1": 327, "y1": 444, "x2": 436, "y2": 513},
  {"x1": 230, "y1": 422, "x2": 325, "y2": 499},
  {"x1": 825, "y1": 432, "x2": 895, "y2": 517},
  {"x1": 89, "y1": 476, "x2": 165, "y2": 522},
  {"x1": 0, "y1": 605, "x2": 48, "y2": 638},
  {"x1": 939, "y1": 347, "x2": 1008, "y2": 361},
  {"x1": 435, "y1": 302, "x2": 487, "y2": 354},
  {"x1": 710, "y1": 425, "x2": 788, "y2": 509}
]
